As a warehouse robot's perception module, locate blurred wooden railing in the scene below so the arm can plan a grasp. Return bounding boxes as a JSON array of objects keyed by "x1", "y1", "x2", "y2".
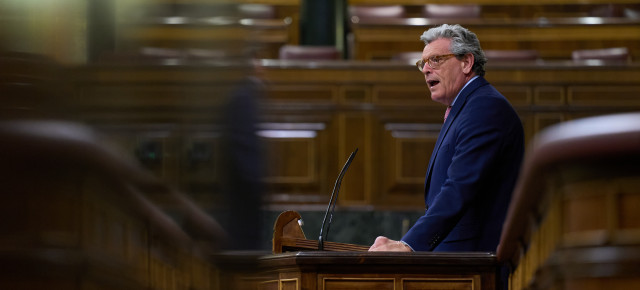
[
  {"x1": 0, "y1": 120, "x2": 228, "y2": 289},
  {"x1": 497, "y1": 113, "x2": 640, "y2": 290}
]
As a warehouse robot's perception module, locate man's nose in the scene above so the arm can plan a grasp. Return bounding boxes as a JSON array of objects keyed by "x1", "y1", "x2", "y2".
[{"x1": 422, "y1": 65, "x2": 431, "y2": 75}]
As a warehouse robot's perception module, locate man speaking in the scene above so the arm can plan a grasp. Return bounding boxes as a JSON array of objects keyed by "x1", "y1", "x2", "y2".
[{"x1": 369, "y1": 24, "x2": 524, "y2": 253}]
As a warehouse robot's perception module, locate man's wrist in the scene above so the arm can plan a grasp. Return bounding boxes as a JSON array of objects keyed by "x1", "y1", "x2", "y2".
[{"x1": 398, "y1": 240, "x2": 414, "y2": 252}]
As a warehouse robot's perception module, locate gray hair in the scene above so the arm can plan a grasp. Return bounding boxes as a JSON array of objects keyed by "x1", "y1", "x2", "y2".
[{"x1": 420, "y1": 24, "x2": 487, "y2": 76}]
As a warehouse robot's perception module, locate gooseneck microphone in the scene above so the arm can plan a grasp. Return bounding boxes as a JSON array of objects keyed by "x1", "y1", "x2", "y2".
[{"x1": 318, "y1": 148, "x2": 358, "y2": 251}]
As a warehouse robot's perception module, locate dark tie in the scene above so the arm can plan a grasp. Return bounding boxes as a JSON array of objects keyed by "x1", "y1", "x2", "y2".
[{"x1": 444, "y1": 106, "x2": 452, "y2": 122}]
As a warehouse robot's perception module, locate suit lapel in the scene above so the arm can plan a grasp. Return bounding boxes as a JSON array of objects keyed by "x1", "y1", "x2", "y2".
[{"x1": 424, "y1": 77, "x2": 489, "y2": 195}]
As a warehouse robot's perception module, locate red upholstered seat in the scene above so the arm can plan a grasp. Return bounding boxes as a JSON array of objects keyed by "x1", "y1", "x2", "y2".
[
  {"x1": 571, "y1": 47, "x2": 630, "y2": 61},
  {"x1": 349, "y1": 5, "x2": 405, "y2": 20},
  {"x1": 347, "y1": 6, "x2": 404, "y2": 60},
  {"x1": 279, "y1": 45, "x2": 341, "y2": 60},
  {"x1": 588, "y1": 4, "x2": 639, "y2": 17},
  {"x1": 422, "y1": 4, "x2": 481, "y2": 18},
  {"x1": 237, "y1": 4, "x2": 276, "y2": 19},
  {"x1": 485, "y1": 50, "x2": 540, "y2": 62},
  {"x1": 391, "y1": 51, "x2": 423, "y2": 64}
]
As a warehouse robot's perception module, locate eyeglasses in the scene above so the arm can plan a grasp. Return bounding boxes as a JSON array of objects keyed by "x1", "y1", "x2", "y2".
[{"x1": 416, "y1": 54, "x2": 457, "y2": 71}]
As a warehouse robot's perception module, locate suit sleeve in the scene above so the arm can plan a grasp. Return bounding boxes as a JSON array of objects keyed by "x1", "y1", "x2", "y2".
[{"x1": 402, "y1": 96, "x2": 518, "y2": 251}]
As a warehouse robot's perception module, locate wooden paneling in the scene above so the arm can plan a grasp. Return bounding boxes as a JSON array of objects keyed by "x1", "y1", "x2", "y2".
[
  {"x1": 338, "y1": 113, "x2": 371, "y2": 204},
  {"x1": 568, "y1": 85, "x2": 640, "y2": 107},
  {"x1": 258, "y1": 280, "x2": 279, "y2": 290},
  {"x1": 380, "y1": 123, "x2": 438, "y2": 203},
  {"x1": 496, "y1": 86, "x2": 532, "y2": 107},
  {"x1": 619, "y1": 191, "x2": 640, "y2": 230},
  {"x1": 65, "y1": 61, "x2": 640, "y2": 210},
  {"x1": 260, "y1": 252, "x2": 498, "y2": 290},
  {"x1": 564, "y1": 278, "x2": 640, "y2": 290},
  {"x1": 323, "y1": 277, "x2": 395, "y2": 290},
  {"x1": 373, "y1": 85, "x2": 432, "y2": 106},
  {"x1": 564, "y1": 188, "x2": 608, "y2": 233},
  {"x1": 402, "y1": 277, "x2": 477, "y2": 290},
  {"x1": 280, "y1": 278, "x2": 298, "y2": 290},
  {"x1": 268, "y1": 84, "x2": 338, "y2": 103},
  {"x1": 264, "y1": 134, "x2": 317, "y2": 183},
  {"x1": 534, "y1": 113, "x2": 565, "y2": 133},
  {"x1": 260, "y1": 121, "x2": 332, "y2": 203},
  {"x1": 340, "y1": 85, "x2": 371, "y2": 104}
]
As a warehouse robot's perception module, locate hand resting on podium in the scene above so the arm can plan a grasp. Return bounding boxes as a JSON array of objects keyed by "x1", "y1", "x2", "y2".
[{"x1": 368, "y1": 236, "x2": 412, "y2": 252}]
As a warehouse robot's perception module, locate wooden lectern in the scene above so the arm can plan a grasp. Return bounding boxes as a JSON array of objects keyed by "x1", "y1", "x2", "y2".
[{"x1": 265, "y1": 210, "x2": 500, "y2": 290}]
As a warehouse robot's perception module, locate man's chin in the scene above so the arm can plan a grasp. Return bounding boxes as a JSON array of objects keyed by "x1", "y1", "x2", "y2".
[{"x1": 430, "y1": 96, "x2": 447, "y2": 105}]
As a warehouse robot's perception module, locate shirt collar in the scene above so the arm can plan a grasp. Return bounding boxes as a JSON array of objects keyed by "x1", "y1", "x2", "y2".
[{"x1": 450, "y1": 75, "x2": 479, "y2": 107}]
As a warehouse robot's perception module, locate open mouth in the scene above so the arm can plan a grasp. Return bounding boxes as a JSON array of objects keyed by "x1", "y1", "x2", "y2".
[{"x1": 427, "y1": 80, "x2": 440, "y2": 87}]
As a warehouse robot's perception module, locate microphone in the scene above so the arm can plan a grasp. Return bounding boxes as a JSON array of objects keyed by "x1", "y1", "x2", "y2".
[{"x1": 318, "y1": 148, "x2": 358, "y2": 251}]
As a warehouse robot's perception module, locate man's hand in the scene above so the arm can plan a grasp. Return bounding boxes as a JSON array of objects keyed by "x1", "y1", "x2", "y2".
[{"x1": 368, "y1": 236, "x2": 412, "y2": 252}]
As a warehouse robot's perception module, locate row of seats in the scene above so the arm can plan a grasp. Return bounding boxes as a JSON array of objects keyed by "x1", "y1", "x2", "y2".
[
  {"x1": 277, "y1": 45, "x2": 632, "y2": 62},
  {"x1": 348, "y1": 4, "x2": 640, "y2": 20},
  {"x1": 112, "y1": 2, "x2": 639, "y2": 63},
  {"x1": 99, "y1": 45, "x2": 632, "y2": 63},
  {"x1": 128, "y1": 3, "x2": 278, "y2": 20},
  {"x1": 349, "y1": 5, "x2": 480, "y2": 20},
  {"x1": 128, "y1": 3, "x2": 640, "y2": 23}
]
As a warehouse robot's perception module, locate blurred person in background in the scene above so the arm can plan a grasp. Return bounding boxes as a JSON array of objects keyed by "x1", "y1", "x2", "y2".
[{"x1": 218, "y1": 63, "x2": 266, "y2": 250}]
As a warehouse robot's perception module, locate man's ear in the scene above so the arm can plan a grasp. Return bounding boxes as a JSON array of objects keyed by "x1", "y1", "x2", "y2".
[{"x1": 461, "y1": 53, "x2": 474, "y2": 74}]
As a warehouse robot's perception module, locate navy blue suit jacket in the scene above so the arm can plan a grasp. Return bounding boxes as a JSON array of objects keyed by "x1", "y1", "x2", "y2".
[{"x1": 402, "y1": 76, "x2": 524, "y2": 252}]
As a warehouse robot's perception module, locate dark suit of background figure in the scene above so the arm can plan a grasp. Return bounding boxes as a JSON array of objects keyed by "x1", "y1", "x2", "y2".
[
  {"x1": 401, "y1": 76, "x2": 524, "y2": 252},
  {"x1": 219, "y1": 76, "x2": 265, "y2": 250}
]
